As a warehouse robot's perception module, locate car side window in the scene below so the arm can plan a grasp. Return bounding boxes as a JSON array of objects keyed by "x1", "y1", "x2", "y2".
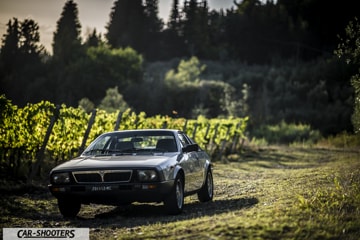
[
  {"x1": 178, "y1": 133, "x2": 191, "y2": 148},
  {"x1": 95, "y1": 135, "x2": 112, "y2": 150}
]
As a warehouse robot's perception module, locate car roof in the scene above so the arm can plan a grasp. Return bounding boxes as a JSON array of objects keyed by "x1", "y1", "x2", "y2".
[{"x1": 105, "y1": 129, "x2": 183, "y2": 134}]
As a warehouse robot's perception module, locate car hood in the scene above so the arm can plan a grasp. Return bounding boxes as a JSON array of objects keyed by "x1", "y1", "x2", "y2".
[{"x1": 51, "y1": 153, "x2": 179, "y2": 172}]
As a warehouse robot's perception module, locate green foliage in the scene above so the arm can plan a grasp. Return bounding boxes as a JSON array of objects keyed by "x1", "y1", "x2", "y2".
[
  {"x1": 0, "y1": 18, "x2": 45, "y2": 106},
  {"x1": 146, "y1": 57, "x2": 354, "y2": 135},
  {"x1": 104, "y1": 0, "x2": 360, "y2": 61},
  {"x1": 0, "y1": 97, "x2": 55, "y2": 158},
  {"x1": 335, "y1": 17, "x2": 360, "y2": 134},
  {"x1": 165, "y1": 56, "x2": 205, "y2": 86},
  {"x1": 317, "y1": 131, "x2": 360, "y2": 149},
  {"x1": 208, "y1": 58, "x2": 354, "y2": 134},
  {"x1": 98, "y1": 87, "x2": 130, "y2": 113},
  {"x1": 219, "y1": 82, "x2": 249, "y2": 117},
  {"x1": 160, "y1": 57, "x2": 246, "y2": 118},
  {"x1": 0, "y1": 95, "x2": 14, "y2": 127},
  {"x1": 19, "y1": 19, "x2": 44, "y2": 58},
  {"x1": 191, "y1": 104, "x2": 209, "y2": 118},
  {"x1": 0, "y1": 18, "x2": 43, "y2": 66},
  {"x1": 0, "y1": 18, "x2": 20, "y2": 73},
  {"x1": 47, "y1": 105, "x2": 89, "y2": 160},
  {"x1": 298, "y1": 169, "x2": 360, "y2": 232},
  {"x1": 3, "y1": 147, "x2": 360, "y2": 239},
  {"x1": 43, "y1": 45, "x2": 144, "y2": 107},
  {"x1": 86, "y1": 45, "x2": 143, "y2": 88},
  {"x1": 335, "y1": 17, "x2": 360, "y2": 66},
  {"x1": 1, "y1": 0, "x2": 357, "y2": 136},
  {"x1": 106, "y1": 0, "x2": 144, "y2": 52},
  {"x1": 78, "y1": 97, "x2": 94, "y2": 113},
  {"x1": 352, "y1": 74, "x2": 360, "y2": 133},
  {"x1": 0, "y1": 96, "x2": 248, "y2": 181},
  {"x1": 251, "y1": 121, "x2": 322, "y2": 145}
]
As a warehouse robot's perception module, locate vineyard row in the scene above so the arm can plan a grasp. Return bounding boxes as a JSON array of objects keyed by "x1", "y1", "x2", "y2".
[{"x1": 0, "y1": 97, "x2": 248, "y2": 182}]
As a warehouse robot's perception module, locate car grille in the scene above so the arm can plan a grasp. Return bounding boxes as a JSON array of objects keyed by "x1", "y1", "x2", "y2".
[{"x1": 72, "y1": 170, "x2": 132, "y2": 183}]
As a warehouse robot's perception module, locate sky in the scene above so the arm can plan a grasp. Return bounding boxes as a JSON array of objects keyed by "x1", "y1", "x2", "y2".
[{"x1": 0, "y1": 0, "x2": 235, "y2": 53}]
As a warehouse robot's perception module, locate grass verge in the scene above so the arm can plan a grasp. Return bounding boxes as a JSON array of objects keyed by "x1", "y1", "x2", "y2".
[{"x1": 1, "y1": 146, "x2": 359, "y2": 239}]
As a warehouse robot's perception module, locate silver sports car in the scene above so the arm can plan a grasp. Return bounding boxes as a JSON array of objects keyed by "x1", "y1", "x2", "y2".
[{"x1": 49, "y1": 129, "x2": 214, "y2": 217}]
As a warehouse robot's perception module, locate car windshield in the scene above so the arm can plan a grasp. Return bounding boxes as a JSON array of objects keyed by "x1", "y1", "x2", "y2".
[{"x1": 82, "y1": 131, "x2": 178, "y2": 156}]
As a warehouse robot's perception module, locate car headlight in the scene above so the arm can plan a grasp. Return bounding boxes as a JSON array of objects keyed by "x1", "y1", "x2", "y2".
[
  {"x1": 137, "y1": 170, "x2": 158, "y2": 182},
  {"x1": 51, "y1": 172, "x2": 70, "y2": 184}
]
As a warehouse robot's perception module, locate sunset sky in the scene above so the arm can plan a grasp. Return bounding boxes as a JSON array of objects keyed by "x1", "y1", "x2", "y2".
[{"x1": 0, "y1": 0, "x2": 235, "y2": 53}]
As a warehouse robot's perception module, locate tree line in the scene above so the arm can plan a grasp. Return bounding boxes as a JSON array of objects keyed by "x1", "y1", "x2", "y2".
[{"x1": 0, "y1": 0, "x2": 359, "y2": 136}]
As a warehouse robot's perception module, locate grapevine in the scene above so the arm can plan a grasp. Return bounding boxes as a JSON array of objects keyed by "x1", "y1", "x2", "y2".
[{"x1": 0, "y1": 96, "x2": 248, "y2": 181}]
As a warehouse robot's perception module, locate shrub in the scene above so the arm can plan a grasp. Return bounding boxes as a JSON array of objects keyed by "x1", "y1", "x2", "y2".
[
  {"x1": 251, "y1": 121, "x2": 322, "y2": 145},
  {"x1": 317, "y1": 131, "x2": 360, "y2": 148}
]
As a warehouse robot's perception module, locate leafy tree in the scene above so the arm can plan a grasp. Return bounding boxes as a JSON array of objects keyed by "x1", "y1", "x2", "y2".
[
  {"x1": 335, "y1": 17, "x2": 360, "y2": 133},
  {"x1": 106, "y1": 0, "x2": 144, "y2": 52},
  {"x1": 85, "y1": 45, "x2": 143, "y2": 89},
  {"x1": 43, "y1": 36, "x2": 144, "y2": 106},
  {"x1": 52, "y1": 0, "x2": 82, "y2": 64},
  {"x1": 162, "y1": 57, "x2": 244, "y2": 118},
  {"x1": 78, "y1": 97, "x2": 95, "y2": 113},
  {"x1": 98, "y1": 86, "x2": 130, "y2": 113},
  {"x1": 197, "y1": 80, "x2": 238, "y2": 117},
  {"x1": 50, "y1": 45, "x2": 143, "y2": 106},
  {"x1": 165, "y1": 56, "x2": 206, "y2": 86}
]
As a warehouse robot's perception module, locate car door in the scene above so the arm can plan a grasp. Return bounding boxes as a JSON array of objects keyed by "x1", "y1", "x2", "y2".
[{"x1": 178, "y1": 133, "x2": 203, "y2": 192}]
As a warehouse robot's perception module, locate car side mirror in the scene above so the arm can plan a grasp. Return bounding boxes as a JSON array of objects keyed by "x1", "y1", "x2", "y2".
[{"x1": 182, "y1": 144, "x2": 199, "y2": 153}]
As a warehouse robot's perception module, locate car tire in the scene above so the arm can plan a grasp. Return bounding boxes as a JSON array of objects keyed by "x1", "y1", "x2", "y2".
[
  {"x1": 197, "y1": 168, "x2": 214, "y2": 202},
  {"x1": 164, "y1": 175, "x2": 184, "y2": 215},
  {"x1": 58, "y1": 198, "x2": 81, "y2": 218}
]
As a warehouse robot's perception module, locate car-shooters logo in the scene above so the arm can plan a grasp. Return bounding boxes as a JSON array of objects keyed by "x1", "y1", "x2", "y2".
[{"x1": 3, "y1": 228, "x2": 89, "y2": 240}]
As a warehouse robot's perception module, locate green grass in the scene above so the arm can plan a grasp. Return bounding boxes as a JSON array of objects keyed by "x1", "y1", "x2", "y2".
[{"x1": 1, "y1": 146, "x2": 360, "y2": 239}]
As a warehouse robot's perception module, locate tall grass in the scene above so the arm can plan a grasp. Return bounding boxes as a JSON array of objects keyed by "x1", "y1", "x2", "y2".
[
  {"x1": 297, "y1": 169, "x2": 360, "y2": 237},
  {"x1": 250, "y1": 121, "x2": 322, "y2": 145},
  {"x1": 317, "y1": 131, "x2": 360, "y2": 148}
]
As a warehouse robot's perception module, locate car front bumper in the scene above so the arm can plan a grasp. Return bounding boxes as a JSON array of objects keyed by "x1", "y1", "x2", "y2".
[{"x1": 49, "y1": 180, "x2": 175, "y2": 205}]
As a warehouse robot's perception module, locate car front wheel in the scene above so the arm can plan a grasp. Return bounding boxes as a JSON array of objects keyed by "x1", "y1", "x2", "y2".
[
  {"x1": 198, "y1": 168, "x2": 214, "y2": 202},
  {"x1": 164, "y1": 175, "x2": 184, "y2": 215},
  {"x1": 58, "y1": 198, "x2": 81, "y2": 218}
]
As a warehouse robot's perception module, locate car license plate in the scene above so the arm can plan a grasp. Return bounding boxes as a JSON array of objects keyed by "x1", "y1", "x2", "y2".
[{"x1": 91, "y1": 186, "x2": 112, "y2": 191}]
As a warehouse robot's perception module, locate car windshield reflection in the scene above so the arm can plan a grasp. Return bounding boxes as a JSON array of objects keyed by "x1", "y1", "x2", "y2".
[{"x1": 82, "y1": 131, "x2": 178, "y2": 157}]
